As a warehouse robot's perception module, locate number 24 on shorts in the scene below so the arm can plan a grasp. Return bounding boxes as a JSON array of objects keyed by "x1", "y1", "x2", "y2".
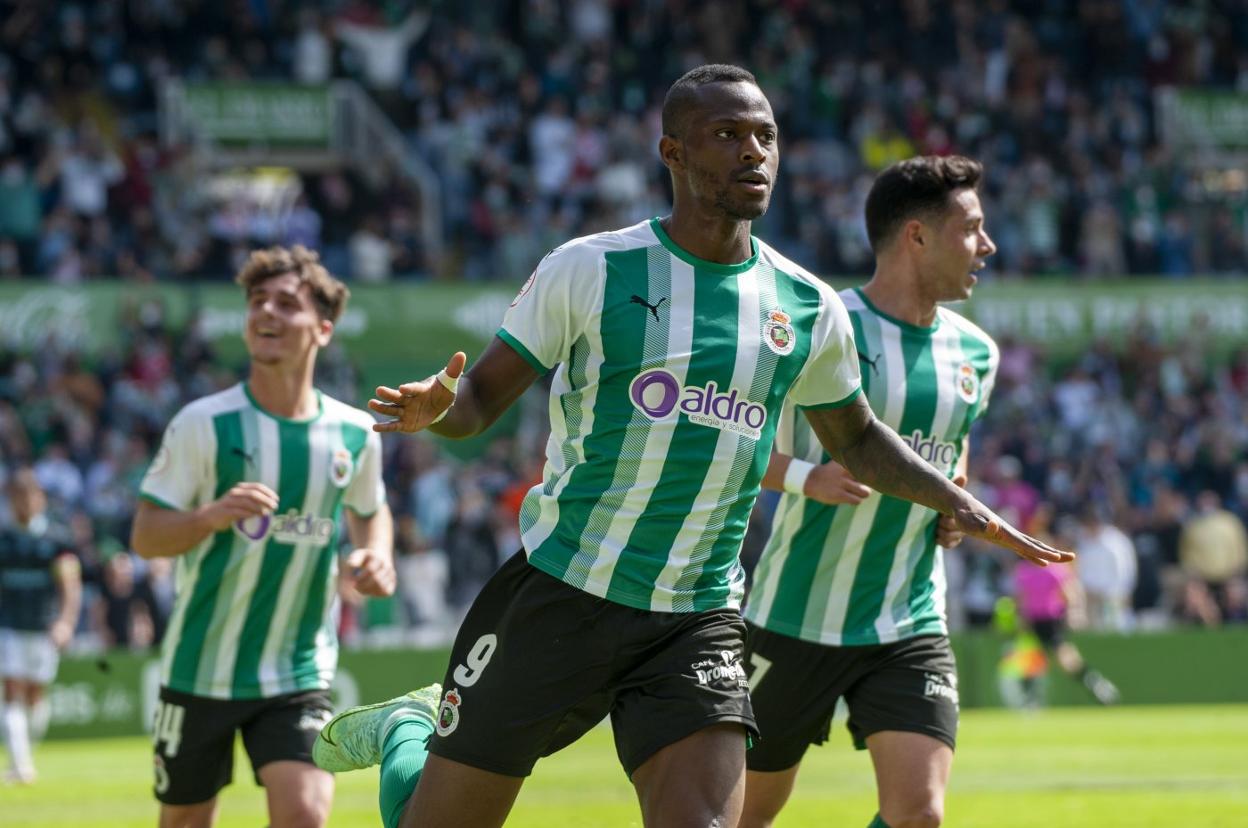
[{"x1": 452, "y1": 634, "x2": 498, "y2": 687}]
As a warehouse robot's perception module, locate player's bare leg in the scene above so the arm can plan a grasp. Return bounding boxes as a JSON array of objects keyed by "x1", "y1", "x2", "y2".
[
  {"x1": 158, "y1": 800, "x2": 218, "y2": 828},
  {"x1": 398, "y1": 754, "x2": 523, "y2": 828},
  {"x1": 740, "y1": 764, "x2": 802, "y2": 828},
  {"x1": 258, "y1": 760, "x2": 333, "y2": 828},
  {"x1": 631, "y1": 723, "x2": 746, "y2": 828},
  {"x1": 866, "y1": 730, "x2": 952, "y2": 828},
  {"x1": 3, "y1": 677, "x2": 36, "y2": 783}
]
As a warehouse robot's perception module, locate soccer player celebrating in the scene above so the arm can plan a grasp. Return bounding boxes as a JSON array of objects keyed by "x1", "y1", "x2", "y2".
[
  {"x1": 132, "y1": 246, "x2": 396, "y2": 828},
  {"x1": 314, "y1": 68, "x2": 1068, "y2": 828},
  {"x1": 0, "y1": 468, "x2": 82, "y2": 784},
  {"x1": 740, "y1": 156, "x2": 1003, "y2": 828}
]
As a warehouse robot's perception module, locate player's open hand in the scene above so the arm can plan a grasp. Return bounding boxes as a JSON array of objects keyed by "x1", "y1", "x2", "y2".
[
  {"x1": 936, "y1": 474, "x2": 968, "y2": 548},
  {"x1": 370, "y1": 352, "x2": 467, "y2": 433},
  {"x1": 805, "y1": 460, "x2": 872, "y2": 505},
  {"x1": 201, "y1": 482, "x2": 279, "y2": 532},
  {"x1": 343, "y1": 548, "x2": 396, "y2": 598},
  {"x1": 950, "y1": 496, "x2": 1074, "y2": 566}
]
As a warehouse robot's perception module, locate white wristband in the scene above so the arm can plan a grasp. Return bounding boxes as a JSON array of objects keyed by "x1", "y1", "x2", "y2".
[
  {"x1": 430, "y1": 369, "x2": 459, "y2": 423},
  {"x1": 782, "y1": 458, "x2": 815, "y2": 496},
  {"x1": 435, "y1": 369, "x2": 460, "y2": 393}
]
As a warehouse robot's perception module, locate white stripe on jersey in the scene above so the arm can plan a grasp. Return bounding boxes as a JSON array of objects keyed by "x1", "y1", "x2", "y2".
[
  {"x1": 651, "y1": 256, "x2": 762, "y2": 611},
  {"x1": 873, "y1": 329, "x2": 962, "y2": 642},
  {"x1": 208, "y1": 410, "x2": 277, "y2": 694},
  {"x1": 583, "y1": 250, "x2": 693, "y2": 595}
]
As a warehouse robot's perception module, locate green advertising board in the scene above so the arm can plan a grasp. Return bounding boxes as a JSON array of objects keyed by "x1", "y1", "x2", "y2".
[
  {"x1": 1158, "y1": 87, "x2": 1248, "y2": 149},
  {"x1": 182, "y1": 83, "x2": 333, "y2": 146},
  {"x1": 40, "y1": 629, "x2": 1248, "y2": 740}
]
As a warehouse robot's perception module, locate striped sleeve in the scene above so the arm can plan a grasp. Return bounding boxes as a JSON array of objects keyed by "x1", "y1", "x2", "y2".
[
  {"x1": 498, "y1": 243, "x2": 593, "y2": 372},
  {"x1": 787, "y1": 285, "x2": 861, "y2": 408},
  {"x1": 139, "y1": 404, "x2": 211, "y2": 511}
]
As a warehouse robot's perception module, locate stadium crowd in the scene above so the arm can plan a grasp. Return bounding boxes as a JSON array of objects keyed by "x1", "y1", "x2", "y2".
[
  {"x1": 0, "y1": 0, "x2": 1245, "y2": 283},
  {"x1": 0, "y1": 306, "x2": 1246, "y2": 653}
]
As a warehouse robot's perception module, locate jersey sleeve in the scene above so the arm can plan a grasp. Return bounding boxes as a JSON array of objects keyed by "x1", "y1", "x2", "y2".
[
  {"x1": 343, "y1": 429, "x2": 385, "y2": 516},
  {"x1": 139, "y1": 406, "x2": 211, "y2": 512},
  {"x1": 974, "y1": 339, "x2": 1001, "y2": 420},
  {"x1": 496, "y1": 244, "x2": 590, "y2": 373},
  {"x1": 787, "y1": 288, "x2": 862, "y2": 409}
]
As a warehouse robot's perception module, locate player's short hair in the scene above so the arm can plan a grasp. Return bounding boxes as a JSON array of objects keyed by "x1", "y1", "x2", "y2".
[
  {"x1": 662, "y1": 64, "x2": 760, "y2": 139},
  {"x1": 234, "y1": 245, "x2": 350, "y2": 322},
  {"x1": 864, "y1": 155, "x2": 984, "y2": 251}
]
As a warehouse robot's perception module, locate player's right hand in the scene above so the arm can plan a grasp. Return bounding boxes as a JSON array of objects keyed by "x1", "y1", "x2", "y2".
[
  {"x1": 951, "y1": 498, "x2": 1075, "y2": 567},
  {"x1": 201, "y1": 482, "x2": 279, "y2": 531},
  {"x1": 804, "y1": 460, "x2": 872, "y2": 505},
  {"x1": 370, "y1": 351, "x2": 466, "y2": 433}
]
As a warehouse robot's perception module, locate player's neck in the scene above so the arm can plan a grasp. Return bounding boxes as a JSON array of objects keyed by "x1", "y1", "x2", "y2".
[
  {"x1": 247, "y1": 361, "x2": 319, "y2": 420},
  {"x1": 659, "y1": 213, "x2": 754, "y2": 265},
  {"x1": 861, "y1": 269, "x2": 938, "y2": 328}
]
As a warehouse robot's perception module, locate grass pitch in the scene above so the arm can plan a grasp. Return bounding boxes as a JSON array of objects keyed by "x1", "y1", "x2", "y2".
[{"x1": 5, "y1": 705, "x2": 1247, "y2": 826}]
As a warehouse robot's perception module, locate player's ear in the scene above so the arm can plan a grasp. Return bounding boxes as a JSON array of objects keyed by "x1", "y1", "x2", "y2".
[
  {"x1": 317, "y1": 318, "x2": 334, "y2": 346},
  {"x1": 905, "y1": 218, "x2": 925, "y2": 249},
  {"x1": 659, "y1": 134, "x2": 683, "y2": 172}
]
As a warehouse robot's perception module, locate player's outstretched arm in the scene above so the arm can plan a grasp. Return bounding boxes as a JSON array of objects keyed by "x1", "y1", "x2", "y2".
[
  {"x1": 131, "y1": 482, "x2": 279, "y2": 559},
  {"x1": 803, "y1": 397, "x2": 1073, "y2": 566},
  {"x1": 369, "y1": 336, "x2": 541, "y2": 439}
]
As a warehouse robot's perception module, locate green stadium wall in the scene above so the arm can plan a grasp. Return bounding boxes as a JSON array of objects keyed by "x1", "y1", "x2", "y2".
[{"x1": 40, "y1": 628, "x2": 1248, "y2": 740}]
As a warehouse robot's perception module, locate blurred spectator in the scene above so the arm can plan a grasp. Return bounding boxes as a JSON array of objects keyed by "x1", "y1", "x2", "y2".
[
  {"x1": 1179, "y1": 490, "x2": 1248, "y2": 620},
  {"x1": 1072, "y1": 507, "x2": 1138, "y2": 631}
]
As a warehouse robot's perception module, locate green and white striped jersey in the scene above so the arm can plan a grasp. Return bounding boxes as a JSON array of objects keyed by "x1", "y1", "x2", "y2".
[
  {"x1": 500, "y1": 218, "x2": 861, "y2": 614},
  {"x1": 744, "y1": 288, "x2": 999, "y2": 645},
  {"x1": 140, "y1": 383, "x2": 385, "y2": 699}
]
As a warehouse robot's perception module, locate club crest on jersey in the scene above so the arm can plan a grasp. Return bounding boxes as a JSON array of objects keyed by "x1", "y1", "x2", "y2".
[
  {"x1": 330, "y1": 449, "x2": 353, "y2": 488},
  {"x1": 436, "y1": 688, "x2": 462, "y2": 736},
  {"x1": 762, "y1": 309, "x2": 796, "y2": 356},
  {"x1": 957, "y1": 361, "x2": 980, "y2": 404}
]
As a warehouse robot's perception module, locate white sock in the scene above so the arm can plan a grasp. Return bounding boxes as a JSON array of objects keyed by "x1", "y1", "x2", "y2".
[
  {"x1": 30, "y1": 700, "x2": 50, "y2": 742},
  {"x1": 3, "y1": 703, "x2": 34, "y2": 776}
]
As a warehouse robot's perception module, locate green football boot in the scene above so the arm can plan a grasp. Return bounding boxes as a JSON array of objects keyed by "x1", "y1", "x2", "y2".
[{"x1": 313, "y1": 683, "x2": 442, "y2": 772}]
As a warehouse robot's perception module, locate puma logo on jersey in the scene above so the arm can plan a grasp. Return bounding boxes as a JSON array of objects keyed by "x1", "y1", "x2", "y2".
[
  {"x1": 232, "y1": 446, "x2": 256, "y2": 466},
  {"x1": 858, "y1": 352, "x2": 882, "y2": 376},
  {"x1": 630, "y1": 294, "x2": 667, "y2": 320}
]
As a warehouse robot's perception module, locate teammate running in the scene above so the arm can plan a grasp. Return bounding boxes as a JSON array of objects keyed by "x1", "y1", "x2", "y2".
[
  {"x1": 132, "y1": 246, "x2": 396, "y2": 828},
  {"x1": 740, "y1": 155, "x2": 1003, "y2": 828},
  {"x1": 314, "y1": 69, "x2": 1069, "y2": 828},
  {"x1": 0, "y1": 468, "x2": 82, "y2": 784}
]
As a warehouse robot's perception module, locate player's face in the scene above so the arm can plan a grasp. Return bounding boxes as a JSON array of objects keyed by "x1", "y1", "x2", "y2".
[
  {"x1": 679, "y1": 82, "x2": 779, "y2": 220},
  {"x1": 244, "y1": 272, "x2": 332, "y2": 367},
  {"x1": 923, "y1": 188, "x2": 995, "y2": 302}
]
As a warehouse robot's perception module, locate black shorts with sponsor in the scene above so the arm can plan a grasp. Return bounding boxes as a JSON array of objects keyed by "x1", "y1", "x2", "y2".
[
  {"x1": 428, "y1": 549, "x2": 757, "y2": 778},
  {"x1": 743, "y1": 622, "x2": 958, "y2": 772},
  {"x1": 151, "y1": 685, "x2": 333, "y2": 805}
]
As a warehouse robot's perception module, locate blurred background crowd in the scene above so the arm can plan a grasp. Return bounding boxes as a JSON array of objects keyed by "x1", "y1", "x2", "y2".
[
  {"x1": 0, "y1": 0, "x2": 1245, "y2": 283},
  {"x1": 1, "y1": 309, "x2": 1246, "y2": 651},
  {"x1": 0, "y1": 0, "x2": 1246, "y2": 652}
]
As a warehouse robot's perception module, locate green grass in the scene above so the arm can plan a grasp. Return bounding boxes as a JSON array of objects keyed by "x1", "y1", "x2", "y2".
[{"x1": 7, "y1": 705, "x2": 1248, "y2": 826}]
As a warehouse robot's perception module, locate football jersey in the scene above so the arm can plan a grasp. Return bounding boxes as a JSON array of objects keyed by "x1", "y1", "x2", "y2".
[
  {"x1": 499, "y1": 218, "x2": 861, "y2": 613},
  {"x1": 140, "y1": 383, "x2": 385, "y2": 699},
  {"x1": 745, "y1": 288, "x2": 999, "y2": 645},
  {"x1": 0, "y1": 514, "x2": 74, "y2": 632}
]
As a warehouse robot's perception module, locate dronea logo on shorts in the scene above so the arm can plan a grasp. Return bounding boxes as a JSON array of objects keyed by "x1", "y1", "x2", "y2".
[
  {"x1": 329, "y1": 448, "x2": 353, "y2": 488},
  {"x1": 436, "y1": 687, "x2": 462, "y2": 737},
  {"x1": 957, "y1": 361, "x2": 981, "y2": 404},
  {"x1": 153, "y1": 755, "x2": 171, "y2": 795},
  {"x1": 901, "y1": 430, "x2": 959, "y2": 475},
  {"x1": 629, "y1": 369, "x2": 767, "y2": 440},
  {"x1": 762, "y1": 309, "x2": 796, "y2": 356},
  {"x1": 924, "y1": 672, "x2": 959, "y2": 705},
  {"x1": 234, "y1": 509, "x2": 335, "y2": 546},
  {"x1": 691, "y1": 650, "x2": 749, "y2": 689}
]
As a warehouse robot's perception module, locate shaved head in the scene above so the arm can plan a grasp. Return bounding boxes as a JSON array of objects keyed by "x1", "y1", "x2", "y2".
[{"x1": 662, "y1": 64, "x2": 760, "y2": 139}]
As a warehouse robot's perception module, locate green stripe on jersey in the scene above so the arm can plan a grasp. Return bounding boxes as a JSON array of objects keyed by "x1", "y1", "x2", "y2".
[
  {"x1": 744, "y1": 293, "x2": 998, "y2": 645},
  {"x1": 518, "y1": 220, "x2": 849, "y2": 613}
]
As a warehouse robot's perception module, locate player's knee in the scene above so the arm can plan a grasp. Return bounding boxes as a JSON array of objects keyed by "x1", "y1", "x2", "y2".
[
  {"x1": 274, "y1": 801, "x2": 330, "y2": 828},
  {"x1": 882, "y1": 802, "x2": 943, "y2": 828}
]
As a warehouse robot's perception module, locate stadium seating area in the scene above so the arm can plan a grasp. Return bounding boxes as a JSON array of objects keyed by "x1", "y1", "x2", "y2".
[{"x1": 0, "y1": 0, "x2": 1245, "y2": 282}]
